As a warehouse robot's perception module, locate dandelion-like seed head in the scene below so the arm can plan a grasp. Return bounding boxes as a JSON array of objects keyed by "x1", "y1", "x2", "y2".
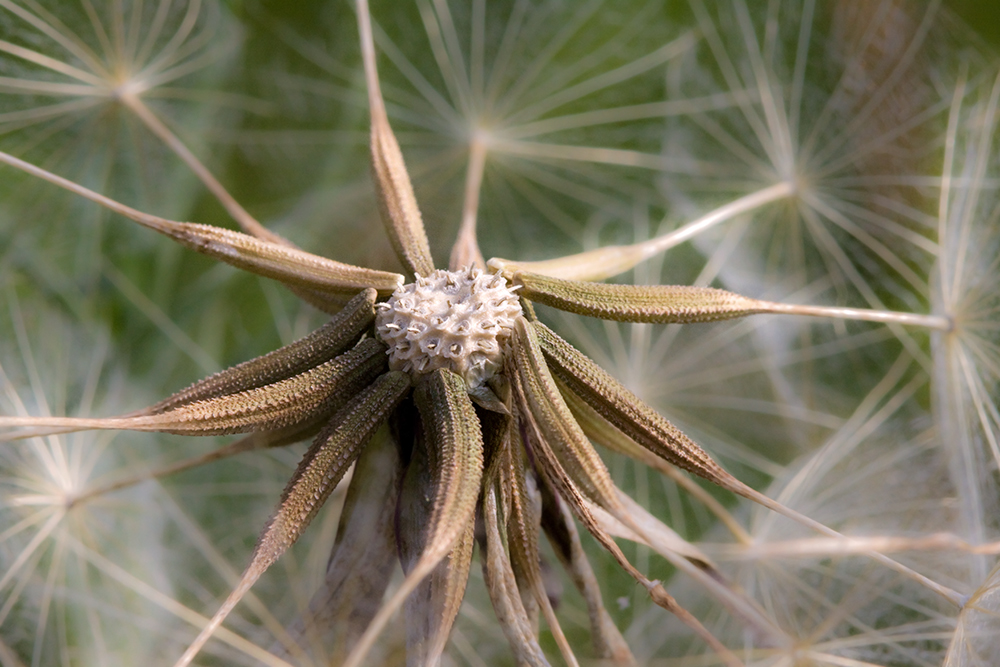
[
  {"x1": 0, "y1": 1, "x2": 994, "y2": 666},
  {"x1": 375, "y1": 267, "x2": 522, "y2": 388}
]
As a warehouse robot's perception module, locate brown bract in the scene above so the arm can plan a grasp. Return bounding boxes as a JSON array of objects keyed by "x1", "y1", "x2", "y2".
[{"x1": 0, "y1": 2, "x2": 963, "y2": 666}]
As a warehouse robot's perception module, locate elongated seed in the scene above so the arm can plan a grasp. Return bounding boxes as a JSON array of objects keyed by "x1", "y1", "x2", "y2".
[
  {"x1": 358, "y1": 0, "x2": 435, "y2": 278},
  {"x1": 270, "y1": 422, "x2": 401, "y2": 662},
  {"x1": 342, "y1": 368, "x2": 484, "y2": 667},
  {"x1": 532, "y1": 321, "x2": 739, "y2": 492},
  {"x1": 508, "y1": 318, "x2": 620, "y2": 508},
  {"x1": 142, "y1": 289, "x2": 378, "y2": 415},
  {"x1": 514, "y1": 271, "x2": 765, "y2": 323},
  {"x1": 174, "y1": 370, "x2": 411, "y2": 667},
  {"x1": 480, "y1": 483, "x2": 551, "y2": 667},
  {"x1": 149, "y1": 218, "x2": 403, "y2": 296}
]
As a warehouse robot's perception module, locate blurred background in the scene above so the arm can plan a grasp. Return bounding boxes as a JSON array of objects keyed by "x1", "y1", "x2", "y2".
[{"x1": 1, "y1": 1, "x2": 999, "y2": 665}]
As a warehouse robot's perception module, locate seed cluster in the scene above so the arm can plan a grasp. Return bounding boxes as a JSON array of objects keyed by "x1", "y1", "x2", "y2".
[{"x1": 375, "y1": 267, "x2": 522, "y2": 389}]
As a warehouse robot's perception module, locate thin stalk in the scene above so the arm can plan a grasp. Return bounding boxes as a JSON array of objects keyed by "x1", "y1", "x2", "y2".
[
  {"x1": 732, "y1": 483, "x2": 967, "y2": 608},
  {"x1": 0, "y1": 148, "x2": 173, "y2": 226},
  {"x1": 449, "y1": 135, "x2": 487, "y2": 271},
  {"x1": 489, "y1": 180, "x2": 794, "y2": 281},
  {"x1": 118, "y1": 93, "x2": 288, "y2": 245},
  {"x1": 703, "y1": 534, "x2": 1000, "y2": 560},
  {"x1": 758, "y1": 301, "x2": 953, "y2": 331}
]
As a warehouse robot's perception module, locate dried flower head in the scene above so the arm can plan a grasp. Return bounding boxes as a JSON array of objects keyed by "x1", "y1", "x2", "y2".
[
  {"x1": 375, "y1": 267, "x2": 522, "y2": 389},
  {"x1": 0, "y1": 1, "x2": 987, "y2": 666}
]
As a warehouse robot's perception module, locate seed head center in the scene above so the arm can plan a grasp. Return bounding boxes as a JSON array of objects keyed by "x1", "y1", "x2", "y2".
[{"x1": 375, "y1": 267, "x2": 522, "y2": 389}]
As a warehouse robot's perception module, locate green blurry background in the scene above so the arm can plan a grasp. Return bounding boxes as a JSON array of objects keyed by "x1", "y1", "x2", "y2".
[{"x1": 1, "y1": 1, "x2": 999, "y2": 665}]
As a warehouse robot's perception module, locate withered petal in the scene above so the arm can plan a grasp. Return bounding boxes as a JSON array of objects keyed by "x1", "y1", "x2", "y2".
[
  {"x1": 343, "y1": 368, "x2": 484, "y2": 667},
  {"x1": 273, "y1": 430, "x2": 402, "y2": 663},
  {"x1": 369, "y1": 118, "x2": 437, "y2": 279},
  {"x1": 403, "y1": 517, "x2": 475, "y2": 667},
  {"x1": 0, "y1": 150, "x2": 405, "y2": 298},
  {"x1": 146, "y1": 217, "x2": 403, "y2": 296},
  {"x1": 411, "y1": 368, "x2": 487, "y2": 545},
  {"x1": 480, "y1": 484, "x2": 551, "y2": 667},
  {"x1": 146, "y1": 337, "x2": 391, "y2": 435},
  {"x1": 267, "y1": 370, "x2": 410, "y2": 557},
  {"x1": 508, "y1": 317, "x2": 619, "y2": 508},
  {"x1": 509, "y1": 328, "x2": 742, "y2": 665},
  {"x1": 502, "y1": 431, "x2": 580, "y2": 667},
  {"x1": 582, "y1": 492, "x2": 715, "y2": 576},
  {"x1": 559, "y1": 385, "x2": 785, "y2": 648},
  {"x1": 561, "y1": 382, "x2": 753, "y2": 543},
  {"x1": 517, "y1": 411, "x2": 743, "y2": 667},
  {"x1": 0, "y1": 338, "x2": 390, "y2": 439},
  {"x1": 397, "y1": 405, "x2": 476, "y2": 667}
]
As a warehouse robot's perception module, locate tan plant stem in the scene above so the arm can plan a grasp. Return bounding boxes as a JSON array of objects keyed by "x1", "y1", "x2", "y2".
[
  {"x1": 704, "y1": 534, "x2": 1000, "y2": 560},
  {"x1": 449, "y1": 135, "x2": 488, "y2": 271},
  {"x1": 490, "y1": 180, "x2": 795, "y2": 281},
  {"x1": 759, "y1": 301, "x2": 952, "y2": 331}
]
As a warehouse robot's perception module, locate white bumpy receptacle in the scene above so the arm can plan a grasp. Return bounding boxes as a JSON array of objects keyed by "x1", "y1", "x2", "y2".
[{"x1": 375, "y1": 267, "x2": 523, "y2": 389}]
